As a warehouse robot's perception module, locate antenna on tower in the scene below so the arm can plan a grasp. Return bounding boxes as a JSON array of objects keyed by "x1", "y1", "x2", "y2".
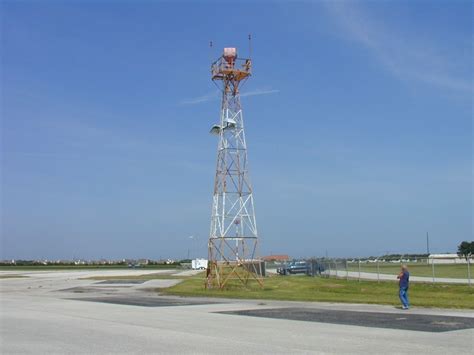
[
  {"x1": 248, "y1": 34, "x2": 252, "y2": 59},
  {"x1": 209, "y1": 40, "x2": 214, "y2": 67}
]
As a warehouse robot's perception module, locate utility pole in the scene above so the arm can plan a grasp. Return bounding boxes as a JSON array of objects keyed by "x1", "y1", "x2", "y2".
[{"x1": 426, "y1": 232, "x2": 430, "y2": 255}]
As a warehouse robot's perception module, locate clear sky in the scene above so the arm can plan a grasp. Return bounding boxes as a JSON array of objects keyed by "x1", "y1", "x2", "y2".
[{"x1": 1, "y1": 0, "x2": 472, "y2": 260}]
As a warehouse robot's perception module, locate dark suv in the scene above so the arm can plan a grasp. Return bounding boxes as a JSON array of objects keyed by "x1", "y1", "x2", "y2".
[{"x1": 277, "y1": 261, "x2": 310, "y2": 275}]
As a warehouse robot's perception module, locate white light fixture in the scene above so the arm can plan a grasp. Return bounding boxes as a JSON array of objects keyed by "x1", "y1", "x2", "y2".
[{"x1": 209, "y1": 124, "x2": 221, "y2": 135}]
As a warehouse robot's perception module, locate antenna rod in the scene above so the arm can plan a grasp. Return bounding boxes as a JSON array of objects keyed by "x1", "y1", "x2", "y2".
[
  {"x1": 209, "y1": 40, "x2": 213, "y2": 64},
  {"x1": 248, "y1": 34, "x2": 252, "y2": 59}
]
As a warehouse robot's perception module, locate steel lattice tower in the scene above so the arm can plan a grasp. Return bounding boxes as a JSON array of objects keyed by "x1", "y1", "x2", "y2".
[{"x1": 207, "y1": 47, "x2": 263, "y2": 289}]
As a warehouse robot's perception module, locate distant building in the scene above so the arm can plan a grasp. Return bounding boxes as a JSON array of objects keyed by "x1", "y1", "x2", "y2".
[
  {"x1": 262, "y1": 255, "x2": 290, "y2": 262},
  {"x1": 192, "y1": 259, "x2": 208, "y2": 270},
  {"x1": 428, "y1": 253, "x2": 471, "y2": 264},
  {"x1": 0, "y1": 260, "x2": 15, "y2": 265}
]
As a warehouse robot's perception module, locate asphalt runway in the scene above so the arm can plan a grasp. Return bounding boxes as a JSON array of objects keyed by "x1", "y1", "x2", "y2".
[
  {"x1": 1, "y1": 269, "x2": 473, "y2": 354},
  {"x1": 220, "y1": 307, "x2": 474, "y2": 332},
  {"x1": 73, "y1": 295, "x2": 222, "y2": 307}
]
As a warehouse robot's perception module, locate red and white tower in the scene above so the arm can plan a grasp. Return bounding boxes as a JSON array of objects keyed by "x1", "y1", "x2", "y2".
[{"x1": 207, "y1": 46, "x2": 263, "y2": 289}]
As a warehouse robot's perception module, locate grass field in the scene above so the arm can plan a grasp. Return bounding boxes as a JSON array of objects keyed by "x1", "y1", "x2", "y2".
[
  {"x1": 345, "y1": 263, "x2": 469, "y2": 279},
  {"x1": 159, "y1": 274, "x2": 474, "y2": 309},
  {"x1": 48, "y1": 270, "x2": 474, "y2": 309}
]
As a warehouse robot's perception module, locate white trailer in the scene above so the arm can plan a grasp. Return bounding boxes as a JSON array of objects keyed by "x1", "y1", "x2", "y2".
[{"x1": 192, "y1": 259, "x2": 208, "y2": 270}]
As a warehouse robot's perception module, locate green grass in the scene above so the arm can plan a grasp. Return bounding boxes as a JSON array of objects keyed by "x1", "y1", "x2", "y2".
[
  {"x1": 160, "y1": 274, "x2": 474, "y2": 309},
  {"x1": 346, "y1": 263, "x2": 469, "y2": 279}
]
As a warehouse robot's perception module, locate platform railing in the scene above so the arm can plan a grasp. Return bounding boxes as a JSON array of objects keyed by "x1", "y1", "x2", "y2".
[{"x1": 211, "y1": 57, "x2": 252, "y2": 79}]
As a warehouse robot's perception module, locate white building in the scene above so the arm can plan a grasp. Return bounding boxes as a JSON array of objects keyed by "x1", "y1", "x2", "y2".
[{"x1": 428, "y1": 253, "x2": 471, "y2": 264}]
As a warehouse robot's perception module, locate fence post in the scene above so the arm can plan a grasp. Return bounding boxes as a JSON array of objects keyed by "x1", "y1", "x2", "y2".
[
  {"x1": 467, "y1": 256, "x2": 471, "y2": 287},
  {"x1": 431, "y1": 259, "x2": 435, "y2": 284},
  {"x1": 358, "y1": 259, "x2": 361, "y2": 282},
  {"x1": 376, "y1": 259, "x2": 380, "y2": 283},
  {"x1": 346, "y1": 260, "x2": 349, "y2": 281},
  {"x1": 335, "y1": 260, "x2": 338, "y2": 277}
]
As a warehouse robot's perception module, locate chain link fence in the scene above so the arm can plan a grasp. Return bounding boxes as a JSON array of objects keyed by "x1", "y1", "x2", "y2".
[
  {"x1": 318, "y1": 258, "x2": 472, "y2": 286},
  {"x1": 268, "y1": 257, "x2": 472, "y2": 286}
]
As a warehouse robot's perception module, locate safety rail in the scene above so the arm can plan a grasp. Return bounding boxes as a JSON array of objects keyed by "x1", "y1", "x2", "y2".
[{"x1": 211, "y1": 57, "x2": 252, "y2": 81}]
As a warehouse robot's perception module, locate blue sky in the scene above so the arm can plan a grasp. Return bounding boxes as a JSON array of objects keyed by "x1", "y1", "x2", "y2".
[{"x1": 1, "y1": 0, "x2": 472, "y2": 260}]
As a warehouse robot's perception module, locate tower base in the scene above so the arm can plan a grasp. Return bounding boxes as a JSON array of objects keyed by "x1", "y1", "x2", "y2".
[{"x1": 206, "y1": 260, "x2": 264, "y2": 289}]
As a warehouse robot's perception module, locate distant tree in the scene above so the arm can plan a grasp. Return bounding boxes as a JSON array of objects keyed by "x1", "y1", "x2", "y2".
[{"x1": 457, "y1": 241, "x2": 474, "y2": 260}]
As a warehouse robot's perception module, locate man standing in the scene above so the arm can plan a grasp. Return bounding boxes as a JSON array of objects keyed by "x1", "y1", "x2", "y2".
[{"x1": 397, "y1": 265, "x2": 410, "y2": 309}]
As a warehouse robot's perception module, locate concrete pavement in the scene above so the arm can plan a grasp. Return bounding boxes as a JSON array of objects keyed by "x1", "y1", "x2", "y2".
[{"x1": 1, "y1": 269, "x2": 473, "y2": 354}]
